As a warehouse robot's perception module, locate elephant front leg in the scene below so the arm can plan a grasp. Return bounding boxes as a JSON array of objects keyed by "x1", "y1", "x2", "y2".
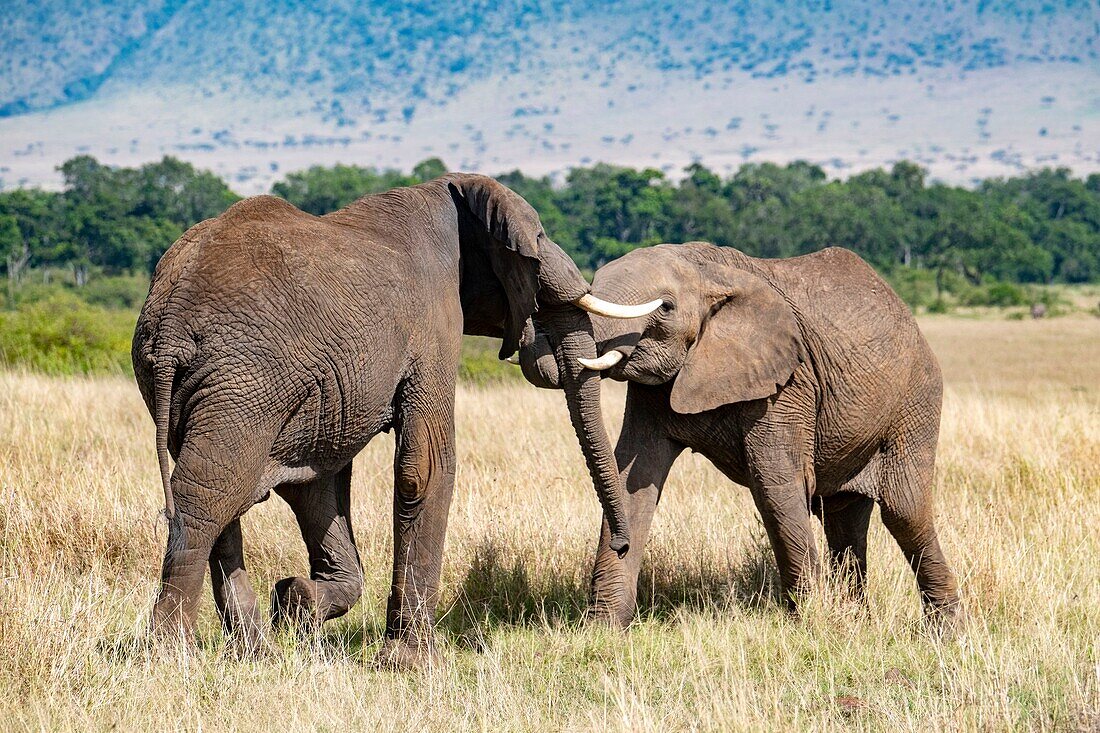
[
  {"x1": 376, "y1": 403, "x2": 456, "y2": 670},
  {"x1": 741, "y1": 399, "x2": 821, "y2": 611},
  {"x1": 749, "y1": 478, "x2": 821, "y2": 610},
  {"x1": 590, "y1": 500, "x2": 655, "y2": 628},
  {"x1": 590, "y1": 404, "x2": 683, "y2": 628}
]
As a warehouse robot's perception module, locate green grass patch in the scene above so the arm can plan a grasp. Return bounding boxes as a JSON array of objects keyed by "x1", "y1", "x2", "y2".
[
  {"x1": 0, "y1": 294, "x2": 137, "y2": 375},
  {"x1": 0, "y1": 289, "x2": 523, "y2": 381},
  {"x1": 458, "y1": 336, "x2": 525, "y2": 385}
]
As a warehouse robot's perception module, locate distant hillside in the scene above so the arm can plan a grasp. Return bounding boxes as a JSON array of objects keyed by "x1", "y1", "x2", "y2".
[
  {"x1": 4, "y1": 1, "x2": 1096, "y2": 117},
  {"x1": 1, "y1": 2, "x2": 1097, "y2": 191}
]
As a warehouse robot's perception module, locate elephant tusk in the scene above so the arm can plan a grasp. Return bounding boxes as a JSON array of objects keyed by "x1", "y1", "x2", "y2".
[
  {"x1": 577, "y1": 350, "x2": 624, "y2": 371},
  {"x1": 504, "y1": 354, "x2": 521, "y2": 364},
  {"x1": 574, "y1": 293, "x2": 663, "y2": 320}
]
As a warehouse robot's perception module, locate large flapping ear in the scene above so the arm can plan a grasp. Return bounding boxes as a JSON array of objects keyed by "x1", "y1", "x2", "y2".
[
  {"x1": 448, "y1": 174, "x2": 586, "y2": 359},
  {"x1": 670, "y1": 269, "x2": 803, "y2": 414}
]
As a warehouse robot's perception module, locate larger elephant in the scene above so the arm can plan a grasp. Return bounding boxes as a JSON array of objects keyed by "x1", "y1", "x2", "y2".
[
  {"x1": 518, "y1": 242, "x2": 959, "y2": 627},
  {"x1": 132, "y1": 173, "x2": 656, "y2": 667}
]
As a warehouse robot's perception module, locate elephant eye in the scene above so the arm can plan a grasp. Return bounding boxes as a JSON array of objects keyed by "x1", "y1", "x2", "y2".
[{"x1": 660, "y1": 301, "x2": 674, "y2": 313}]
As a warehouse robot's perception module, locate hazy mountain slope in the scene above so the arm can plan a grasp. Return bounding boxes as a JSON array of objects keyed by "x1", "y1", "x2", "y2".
[
  {"x1": 0, "y1": 1, "x2": 1097, "y2": 191},
  {"x1": 0, "y1": 0, "x2": 187, "y2": 116},
  {"x1": 5, "y1": 1, "x2": 1096, "y2": 119}
]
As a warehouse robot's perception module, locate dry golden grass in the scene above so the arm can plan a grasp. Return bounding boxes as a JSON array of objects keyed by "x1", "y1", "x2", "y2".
[{"x1": 1, "y1": 316, "x2": 1098, "y2": 731}]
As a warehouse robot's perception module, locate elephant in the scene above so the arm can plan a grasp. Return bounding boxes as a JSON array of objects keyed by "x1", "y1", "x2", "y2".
[
  {"x1": 517, "y1": 242, "x2": 960, "y2": 628},
  {"x1": 131, "y1": 173, "x2": 658, "y2": 667}
]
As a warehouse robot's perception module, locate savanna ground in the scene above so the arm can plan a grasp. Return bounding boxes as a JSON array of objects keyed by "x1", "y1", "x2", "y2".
[{"x1": 1, "y1": 315, "x2": 1098, "y2": 731}]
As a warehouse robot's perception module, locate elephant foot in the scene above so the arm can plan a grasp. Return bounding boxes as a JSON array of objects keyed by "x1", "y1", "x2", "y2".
[
  {"x1": 585, "y1": 603, "x2": 632, "y2": 630},
  {"x1": 224, "y1": 622, "x2": 277, "y2": 659},
  {"x1": 150, "y1": 592, "x2": 197, "y2": 643},
  {"x1": 374, "y1": 637, "x2": 445, "y2": 672},
  {"x1": 271, "y1": 577, "x2": 323, "y2": 633},
  {"x1": 148, "y1": 625, "x2": 194, "y2": 657},
  {"x1": 922, "y1": 598, "x2": 963, "y2": 639},
  {"x1": 149, "y1": 606, "x2": 198, "y2": 655}
]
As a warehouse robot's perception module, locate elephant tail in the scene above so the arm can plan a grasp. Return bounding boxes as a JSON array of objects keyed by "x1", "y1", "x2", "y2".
[{"x1": 153, "y1": 358, "x2": 176, "y2": 521}]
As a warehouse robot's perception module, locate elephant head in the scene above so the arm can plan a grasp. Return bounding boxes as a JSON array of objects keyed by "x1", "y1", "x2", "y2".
[
  {"x1": 518, "y1": 242, "x2": 803, "y2": 416},
  {"x1": 444, "y1": 174, "x2": 661, "y2": 554}
]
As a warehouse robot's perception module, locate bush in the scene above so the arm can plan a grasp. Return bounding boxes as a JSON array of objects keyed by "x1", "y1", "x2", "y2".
[
  {"x1": 2, "y1": 279, "x2": 73, "y2": 308},
  {"x1": 885, "y1": 268, "x2": 939, "y2": 309},
  {"x1": 0, "y1": 294, "x2": 136, "y2": 374},
  {"x1": 0, "y1": 297, "x2": 533, "y2": 382},
  {"x1": 458, "y1": 336, "x2": 525, "y2": 385},
  {"x1": 80, "y1": 274, "x2": 150, "y2": 309},
  {"x1": 958, "y1": 281, "x2": 1030, "y2": 307},
  {"x1": 1029, "y1": 287, "x2": 1068, "y2": 309},
  {"x1": 926, "y1": 298, "x2": 951, "y2": 314},
  {"x1": 3, "y1": 273, "x2": 150, "y2": 310}
]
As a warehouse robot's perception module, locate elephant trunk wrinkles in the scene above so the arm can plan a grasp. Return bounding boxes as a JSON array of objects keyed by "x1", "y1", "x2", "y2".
[
  {"x1": 552, "y1": 310, "x2": 630, "y2": 557},
  {"x1": 534, "y1": 236, "x2": 590, "y2": 307},
  {"x1": 517, "y1": 320, "x2": 561, "y2": 389}
]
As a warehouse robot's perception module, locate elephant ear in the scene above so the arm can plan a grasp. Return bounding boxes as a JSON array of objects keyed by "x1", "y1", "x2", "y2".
[
  {"x1": 670, "y1": 269, "x2": 803, "y2": 415},
  {"x1": 448, "y1": 174, "x2": 587, "y2": 359}
]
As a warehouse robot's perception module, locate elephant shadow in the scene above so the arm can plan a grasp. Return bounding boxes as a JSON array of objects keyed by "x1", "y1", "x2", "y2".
[
  {"x1": 441, "y1": 535, "x2": 782, "y2": 648},
  {"x1": 94, "y1": 538, "x2": 782, "y2": 660}
]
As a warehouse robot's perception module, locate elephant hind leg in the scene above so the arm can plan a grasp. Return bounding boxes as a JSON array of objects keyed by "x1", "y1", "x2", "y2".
[
  {"x1": 272, "y1": 464, "x2": 363, "y2": 631},
  {"x1": 877, "y1": 434, "x2": 960, "y2": 623},
  {"x1": 154, "y1": 509, "x2": 218, "y2": 643},
  {"x1": 817, "y1": 492, "x2": 875, "y2": 600},
  {"x1": 153, "y1": 432, "x2": 267, "y2": 644},
  {"x1": 210, "y1": 518, "x2": 268, "y2": 655}
]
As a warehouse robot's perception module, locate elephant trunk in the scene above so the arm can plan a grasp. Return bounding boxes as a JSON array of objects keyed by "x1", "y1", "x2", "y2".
[
  {"x1": 521, "y1": 244, "x2": 653, "y2": 556},
  {"x1": 517, "y1": 320, "x2": 561, "y2": 389},
  {"x1": 548, "y1": 306, "x2": 630, "y2": 557}
]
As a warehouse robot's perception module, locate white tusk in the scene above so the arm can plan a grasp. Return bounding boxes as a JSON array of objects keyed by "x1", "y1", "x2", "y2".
[
  {"x1": 574, "y1": 293, "x2": 663, "y2": 319},
  {"x1": 504, "y1": 354, "x2": 520, "y2": 364},
  {"x1": 578, "y1": 350, "x2": 624, "y2": 371}
]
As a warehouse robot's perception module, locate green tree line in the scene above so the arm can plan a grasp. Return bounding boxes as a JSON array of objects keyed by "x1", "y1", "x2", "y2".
[
  {"x1": 3, "y1": 155, "x2": 1100, "y2": 304},
  {"x1": 3, "y1": 154, "x2": 1098, "y2": 375}
]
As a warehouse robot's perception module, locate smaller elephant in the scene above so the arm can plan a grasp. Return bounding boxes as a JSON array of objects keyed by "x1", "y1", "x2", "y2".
[{"x1": 520, "y1": 243, "x2": 960, "y2": 627}]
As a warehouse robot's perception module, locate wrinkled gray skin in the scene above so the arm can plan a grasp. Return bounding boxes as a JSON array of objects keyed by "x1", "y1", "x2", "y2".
[
  {"x1": 132, "y1": 174, "x2": 632, "y2": 668},
  {"x1": 520, "y1": 242, "x2": 960, "y2": 627}
]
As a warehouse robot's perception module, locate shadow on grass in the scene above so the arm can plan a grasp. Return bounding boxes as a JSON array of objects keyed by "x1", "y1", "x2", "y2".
[
  {"x1": 93, "y1": 611, "x2": 387, "y2": 663},
  {"x1": 98, "y1": 536, "x2": 783, "y2": 660},
  {"x1": 440, "y1": 535, "x2": 782, "y2": 648}
]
